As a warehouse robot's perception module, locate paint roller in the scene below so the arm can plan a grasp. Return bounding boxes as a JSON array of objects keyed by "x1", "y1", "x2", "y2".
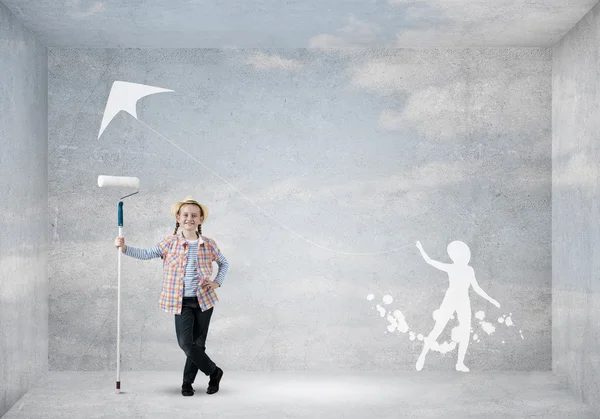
[
  {"x1": 98, "y1": 175, "x2": 140, "y2": 189},
  {"x1": 97, "y1": 175, "x2": 140, "y2": 394}
]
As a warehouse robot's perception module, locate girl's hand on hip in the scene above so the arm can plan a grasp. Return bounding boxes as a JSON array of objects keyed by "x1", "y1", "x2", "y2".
[{"x1": 203, "y1": 280, "x2": 220, "y2": 292}]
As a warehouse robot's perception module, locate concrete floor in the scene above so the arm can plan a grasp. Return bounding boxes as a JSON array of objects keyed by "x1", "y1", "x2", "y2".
[{"x1": 2, "y1": 371, "x2": 597, "y2": 419}]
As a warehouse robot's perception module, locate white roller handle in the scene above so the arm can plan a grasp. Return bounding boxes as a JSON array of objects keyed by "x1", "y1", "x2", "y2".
[{"x1": 116, "y1": 226, "x2": 122, "y2": 393}]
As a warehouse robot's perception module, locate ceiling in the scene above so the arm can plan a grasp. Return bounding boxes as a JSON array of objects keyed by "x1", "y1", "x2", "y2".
[{"x1": 1, "y1": 0, "x2": 598, "y2": 48}]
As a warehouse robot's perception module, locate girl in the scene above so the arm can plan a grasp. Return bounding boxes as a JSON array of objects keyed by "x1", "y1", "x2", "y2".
[
  {"x1": 114, "y1": 195, "x2": 229, "y2": 396},
  {"x1": 415, "y1": 240, "x2": 500, "y2": 372}
]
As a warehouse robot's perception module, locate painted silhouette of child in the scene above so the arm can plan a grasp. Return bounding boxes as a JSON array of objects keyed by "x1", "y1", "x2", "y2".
[{"x1": 415, "y1": 240, "x2": 500, "y2": 372}]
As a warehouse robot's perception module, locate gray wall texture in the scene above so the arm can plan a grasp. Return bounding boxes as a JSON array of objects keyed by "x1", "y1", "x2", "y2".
[
  {"x1": 552, "y1": 1, "x2": 600, "y2": 415},
  {"x1": 48, "y1": 48, "x2": 552, "y2": 373},
  {"x1": 0, "y1": 2, "x2": 48, "y2": 417}
]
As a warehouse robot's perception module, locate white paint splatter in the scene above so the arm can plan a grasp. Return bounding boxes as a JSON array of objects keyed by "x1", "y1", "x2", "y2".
[
  {"x1": 383, "y1": 308, "x2": 411, "y2": 334},
  {"x1": 431, "y1": 339, "x2": 457, "y2": 354},
  {"x1": 393, "y1": 310, "x2": 409, "y2": 333},
  {"x1": 450, "y1": 326, "x2": 462, "y2": 342},
  {"x1": 480, "y1": 321, "x2": 496, "y2": 335},
  {"x1": 368, "y1": 272, "x2": 521, "y2": 374}
]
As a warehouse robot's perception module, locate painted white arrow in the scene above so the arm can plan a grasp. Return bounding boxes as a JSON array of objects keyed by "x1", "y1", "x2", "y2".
[{"x1": 97, "y1": 81, "x2": 174, "y2": 139}]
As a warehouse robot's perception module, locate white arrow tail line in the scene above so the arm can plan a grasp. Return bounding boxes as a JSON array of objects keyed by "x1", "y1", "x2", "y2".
[
  {"x1": 98, "y1": 81, "x2": 174, "y2": 139},
  {"x1": 136, "y1": 118, "x2": 413, "y2": 256},
  {"x1": 97, "y1": 80, "x2": 413, "y2": 256}
]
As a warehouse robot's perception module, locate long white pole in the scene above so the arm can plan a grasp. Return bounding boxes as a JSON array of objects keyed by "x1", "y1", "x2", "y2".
[{"x1": 116, "y1": 225, "x2": 122, "y2": 393}]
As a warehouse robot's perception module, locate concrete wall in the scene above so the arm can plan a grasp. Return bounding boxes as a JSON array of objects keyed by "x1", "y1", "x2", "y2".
[
  {"x1": 552, "y1": 2, "x2": 600, "y2": 415},
  {"x1": 48, "y1": 48, "x2": 551, "y2": 372},
  {"x1": 0, "y1": 2, "x2": 48, "y2": 417}
]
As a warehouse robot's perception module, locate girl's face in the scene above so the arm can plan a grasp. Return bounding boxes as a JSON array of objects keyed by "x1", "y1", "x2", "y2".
[{"x1": 177, "y1": 203, "x2": 203, "y2": 234}]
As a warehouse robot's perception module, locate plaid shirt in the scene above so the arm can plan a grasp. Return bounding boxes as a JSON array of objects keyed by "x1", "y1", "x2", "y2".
[{"x1": 124, "y1": 234, "x2": 228, "y2": 314}]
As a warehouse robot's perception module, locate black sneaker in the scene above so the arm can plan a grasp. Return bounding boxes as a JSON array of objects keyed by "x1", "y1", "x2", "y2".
[
  {"x1": 181, "y1": 381, "x2": 194, "y2": 396},
  {"x1": 207, "y1": 367, "x2": 223, "y2": 394}
]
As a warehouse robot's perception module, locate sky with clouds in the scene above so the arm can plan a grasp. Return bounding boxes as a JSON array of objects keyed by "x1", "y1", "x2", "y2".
[
  {"x1": 45, "y1": 48, "x2": 552, "y2": 370},
  {"x1": 2, "y1": 0, "x2": 597, "y2": 47},
  {"x1": 48, "y1": 47, "x2": 551, "y2": 272}
]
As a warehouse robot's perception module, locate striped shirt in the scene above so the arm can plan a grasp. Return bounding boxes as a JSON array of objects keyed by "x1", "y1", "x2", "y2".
[
  {"x1": 183, "y1": 239, "x2": 200, "y2": 297},
  {"x1": 124, "y1": 234, "x2": 229, "y2": 314}
]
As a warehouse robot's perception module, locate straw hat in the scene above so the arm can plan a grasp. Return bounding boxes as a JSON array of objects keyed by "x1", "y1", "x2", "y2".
[{"x1": 171, "y1": 195, "x2": 209, "y2": 221}]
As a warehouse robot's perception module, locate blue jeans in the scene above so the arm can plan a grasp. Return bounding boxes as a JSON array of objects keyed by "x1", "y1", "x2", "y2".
[{"x1": 175, "y1": 297, "x2": 217, "y2": 383}]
